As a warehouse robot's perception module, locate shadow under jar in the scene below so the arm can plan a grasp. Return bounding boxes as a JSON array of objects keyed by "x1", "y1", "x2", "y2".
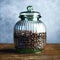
[{"x1": 14, "y1": 6, "x2": 46, "y2": 54}]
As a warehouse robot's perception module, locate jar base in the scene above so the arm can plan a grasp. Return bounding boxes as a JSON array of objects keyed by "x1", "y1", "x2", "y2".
[{"x1": 15, "y1": 48, "x2": 42, "y2": 54}]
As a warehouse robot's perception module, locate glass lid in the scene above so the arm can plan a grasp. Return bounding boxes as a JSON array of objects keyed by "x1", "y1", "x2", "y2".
[{"x1": 19, "y1": 6, "x2": 41, "y2": 20}]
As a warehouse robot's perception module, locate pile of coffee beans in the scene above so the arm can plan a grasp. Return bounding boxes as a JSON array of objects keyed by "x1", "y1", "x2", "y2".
[{"x1": 14, "y1": 30, "x2": 46, "y2": 50}]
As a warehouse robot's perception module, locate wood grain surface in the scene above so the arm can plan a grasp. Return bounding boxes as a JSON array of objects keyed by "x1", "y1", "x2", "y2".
[{"x1": 0, "y1": 44, "x2": 60, "y2": 60}]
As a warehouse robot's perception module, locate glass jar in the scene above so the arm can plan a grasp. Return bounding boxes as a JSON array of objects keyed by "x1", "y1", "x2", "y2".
[{"x1": 14, "y1": 6, "x2": 46, "y2": 53}]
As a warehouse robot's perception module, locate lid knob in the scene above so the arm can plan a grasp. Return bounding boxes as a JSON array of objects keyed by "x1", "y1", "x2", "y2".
[{"x1": 27, "y1": 6, "x2": 33, "y2": 12}]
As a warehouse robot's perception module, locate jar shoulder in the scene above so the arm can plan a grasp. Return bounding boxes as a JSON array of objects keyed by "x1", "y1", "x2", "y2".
[
  {"x1": 15, "y1": 20, "x2": 45, "y2": 26},
  {"x1": 15, "y1": 20, "x2": 22, "y2": 25},
  {"x1": 37, "y1": 20, "x2": 45, "y2": 26}
]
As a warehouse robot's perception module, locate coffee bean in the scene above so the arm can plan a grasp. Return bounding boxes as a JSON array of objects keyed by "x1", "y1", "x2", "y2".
[{"x1": 14, "y1": 30, "x2": 46, "y2": 50}]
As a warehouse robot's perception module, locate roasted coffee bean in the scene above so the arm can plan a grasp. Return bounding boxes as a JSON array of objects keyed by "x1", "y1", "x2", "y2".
[{"x1": 14, "y1": 30, "x2": 46, "y2": 50}]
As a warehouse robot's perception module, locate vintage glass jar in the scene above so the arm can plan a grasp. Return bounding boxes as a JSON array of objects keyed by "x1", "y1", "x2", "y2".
[{"x1": 14, "y1": 6, "x2": 46, "y2": 53}]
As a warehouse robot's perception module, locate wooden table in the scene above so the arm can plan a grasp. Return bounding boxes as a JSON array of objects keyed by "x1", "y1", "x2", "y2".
[{"x1": 0, "y1": 44, "x2": 60, "y2": 60}]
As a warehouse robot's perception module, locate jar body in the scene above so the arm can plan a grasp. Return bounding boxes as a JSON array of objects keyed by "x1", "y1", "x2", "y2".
[{"x1": 14, "y1": 19, "x2": 46, "y2": 53}]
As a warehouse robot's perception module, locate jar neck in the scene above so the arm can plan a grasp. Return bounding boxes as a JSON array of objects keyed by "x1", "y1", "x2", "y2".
[
  {"x1": 20, "y1": 15, "x2": 40, "y2": 21},
  {"x1": 25, "y1": 17, "x2": 39, "y2": 21}
]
